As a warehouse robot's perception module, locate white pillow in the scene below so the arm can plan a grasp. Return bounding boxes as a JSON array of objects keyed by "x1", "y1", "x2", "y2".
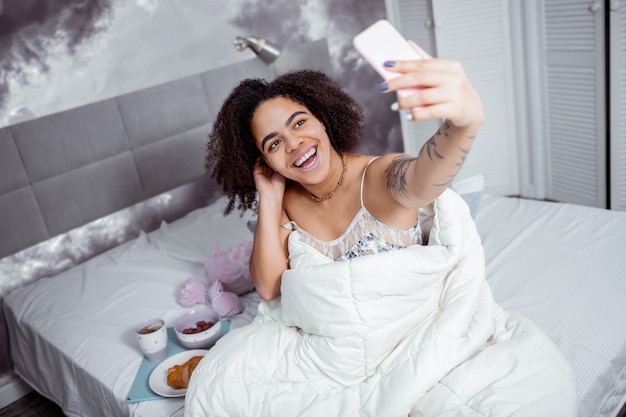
[
  {"x1": 451, "y1": 174, "x2": 484, "y2": 219},
  {"x1": 150, "y1": 196, "x2": 256, "y2": 259}
]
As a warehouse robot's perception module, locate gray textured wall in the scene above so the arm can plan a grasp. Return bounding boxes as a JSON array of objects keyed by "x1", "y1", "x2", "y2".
[{"x1": 0, "y1": 0, "x2": 402, "y2": 154}]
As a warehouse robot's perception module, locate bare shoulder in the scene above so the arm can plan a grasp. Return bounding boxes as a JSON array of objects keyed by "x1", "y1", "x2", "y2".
[
  {"x1": 360, "y1": 153, "x2": 422, "y2": 227},
  {"x1": 357, "y1": 153, "x2": 405, "y2": 202}
]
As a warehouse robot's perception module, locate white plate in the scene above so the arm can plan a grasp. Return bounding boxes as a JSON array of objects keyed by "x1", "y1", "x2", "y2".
[{"x1": 148, "y1": 349, "x2": 209, "y2": 397}]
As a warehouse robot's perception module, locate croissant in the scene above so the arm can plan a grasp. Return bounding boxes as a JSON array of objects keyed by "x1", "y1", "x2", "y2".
[{"x1": 167, "y1": 355, "x2": 203, "y2": 389}]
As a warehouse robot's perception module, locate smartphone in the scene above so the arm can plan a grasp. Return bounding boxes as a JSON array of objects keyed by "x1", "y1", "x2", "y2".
[{"x1": 353, "y1": 19, "x2": 422, "y2": 98}]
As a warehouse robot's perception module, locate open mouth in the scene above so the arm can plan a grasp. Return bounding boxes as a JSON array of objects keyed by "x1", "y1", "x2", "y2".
[{"x1": 293, "y1": 147, "x2": 317, "y2": 168}]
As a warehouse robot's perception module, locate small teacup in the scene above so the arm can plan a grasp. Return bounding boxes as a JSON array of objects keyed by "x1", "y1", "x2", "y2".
[{"x1": 134, "y1": 318, "x2": 167, "y2": 362}]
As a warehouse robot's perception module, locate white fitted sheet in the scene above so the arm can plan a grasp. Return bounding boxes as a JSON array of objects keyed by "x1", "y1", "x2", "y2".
[
  {"x1": 475, "y1": 194, "x2": 626, "y2": 417},
  {"x1": 3, "y1": 194, "x2": 626, "y2": 417}
]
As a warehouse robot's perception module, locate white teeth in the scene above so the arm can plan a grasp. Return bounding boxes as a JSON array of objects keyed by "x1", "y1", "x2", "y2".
[{"x1": 294, "y1": 148, "x2": 316, "y2": 167}]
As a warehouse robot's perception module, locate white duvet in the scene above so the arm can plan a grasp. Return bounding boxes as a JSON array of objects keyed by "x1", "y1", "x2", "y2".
[{"x1": 185, "y1": 189, "x2": 577, "y2": 417}]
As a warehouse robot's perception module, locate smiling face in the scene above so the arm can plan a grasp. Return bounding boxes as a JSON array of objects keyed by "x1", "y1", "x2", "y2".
[{"x1": 251, "y1": 96, "x2": 333, "y2": 186}]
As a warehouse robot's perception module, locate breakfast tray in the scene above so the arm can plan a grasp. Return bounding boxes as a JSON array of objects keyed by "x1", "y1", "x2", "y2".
[{"x1": 126, "y1": 321, "x2": 231, "y2": 403}]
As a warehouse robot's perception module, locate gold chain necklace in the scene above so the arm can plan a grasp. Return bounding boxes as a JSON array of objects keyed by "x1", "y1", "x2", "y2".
[{"x1": 309, "y1": 152, "x2": 347, "y2": 202}]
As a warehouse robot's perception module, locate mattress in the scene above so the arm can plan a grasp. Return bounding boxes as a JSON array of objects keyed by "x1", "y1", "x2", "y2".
[{"x1": 3, "y1": 194, "x2": 626, "y2": 417}]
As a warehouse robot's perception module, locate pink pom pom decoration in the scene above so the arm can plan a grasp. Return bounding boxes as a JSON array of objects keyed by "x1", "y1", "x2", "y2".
[
  {"x1": 177, "y1": 277, "x2": 211, "y2": 307},
  {"x1": 208, "y1": 280, "x2": 243, "y2": 317},
  {"x1": 176, "y1": 240, "x2": 254, "y2": 317},
  {"x1": 205, "y1": 241, "x2": 254, "y2": 295}
]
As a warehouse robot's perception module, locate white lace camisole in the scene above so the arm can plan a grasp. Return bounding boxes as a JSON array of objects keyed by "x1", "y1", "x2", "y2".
[{"x1": 284, "y1": 157, "x2": 423, "y2": 261}]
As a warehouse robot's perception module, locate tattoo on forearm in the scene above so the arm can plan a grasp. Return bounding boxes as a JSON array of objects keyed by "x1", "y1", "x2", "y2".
[
  {"x1": 385, "y1": 156, "x2": 416, "y2": 198},
  {"x1": 420, "y1": 121, "x2": 451, "y2": 162},
  {"x1": 386, "y1": 123, "x2": 477, "y2": 196},
  {"x1": 456, "y1": 146, "x2": 469, "y2": 166},
  {"x1": 438, "y1": 121, "x2": 451, "y2": 137},
  {"x1": 417, "y1": 122, "x2": 475, "y2": 188},
  {"x1": 420, "y1": 136, "x2": 444, "y2": 161}
]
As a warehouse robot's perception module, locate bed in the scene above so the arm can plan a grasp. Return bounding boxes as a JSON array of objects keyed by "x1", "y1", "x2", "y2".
[
  {"x1": 1, "y1": 33, "x2": 625, "y2": 417},
  {"x1": 2, "y1": 189, "x2": 625, "y2": 417}
]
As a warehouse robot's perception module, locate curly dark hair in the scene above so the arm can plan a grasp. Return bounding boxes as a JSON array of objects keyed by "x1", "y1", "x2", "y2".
[{"x1": 206, "y1": 69, "x2": 365, "y2": 215}]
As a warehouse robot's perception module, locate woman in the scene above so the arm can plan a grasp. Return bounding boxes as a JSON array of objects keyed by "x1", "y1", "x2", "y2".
[
  {"x1": 188, "y1": 44, "x2": 576, "y2": 417},
  {"x1": 207, "y1": 43, "x2": 484, "y2": 301}
]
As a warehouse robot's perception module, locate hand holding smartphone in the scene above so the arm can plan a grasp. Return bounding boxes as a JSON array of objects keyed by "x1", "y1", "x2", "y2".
[{"x1": 353, "y1": 19, "x2": 423, "y2": 98}]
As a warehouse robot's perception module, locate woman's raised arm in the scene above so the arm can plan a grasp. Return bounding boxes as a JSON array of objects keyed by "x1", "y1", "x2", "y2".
[{"x1": 380, "y1": 43, "x2": 484, "y2": 208}]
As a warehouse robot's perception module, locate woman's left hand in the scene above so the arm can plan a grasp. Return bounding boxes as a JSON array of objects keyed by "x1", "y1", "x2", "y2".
[{"x1": 383, "y1": 41, "x2": 484, "y2": 130}]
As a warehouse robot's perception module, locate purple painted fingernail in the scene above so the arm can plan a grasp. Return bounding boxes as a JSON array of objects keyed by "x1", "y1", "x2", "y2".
[
  {"x1": 378, "y1": 82, "x2": 389, "y2": 92},
  {"x1": 384, "y1": 61, "x2": 396, "y2": 68}
]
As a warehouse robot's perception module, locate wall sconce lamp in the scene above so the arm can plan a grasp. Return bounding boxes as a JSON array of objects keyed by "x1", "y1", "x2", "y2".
[{"x1": 234, "y1": 36, "x2": 282, "y2": 64}]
